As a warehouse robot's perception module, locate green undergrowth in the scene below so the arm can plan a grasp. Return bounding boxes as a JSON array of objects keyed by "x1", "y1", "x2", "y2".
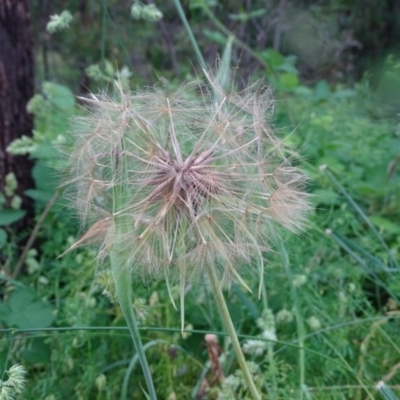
[
  {"x1": 0, "y1": 75, "x2": 399, "y2": 399},
  {"x1": 2, "y1": 4, "x2": 400, "y2": 395}
]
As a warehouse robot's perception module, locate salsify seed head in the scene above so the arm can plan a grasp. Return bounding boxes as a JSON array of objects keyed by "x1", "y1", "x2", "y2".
[{"x1": 64, "y1": 72, "x2": 310, "y2": 292}]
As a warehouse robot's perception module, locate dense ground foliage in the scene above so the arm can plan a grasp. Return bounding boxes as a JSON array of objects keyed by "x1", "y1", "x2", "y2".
[{"x1": 1, "y1": 1, "x2": 400, "y2": 399}]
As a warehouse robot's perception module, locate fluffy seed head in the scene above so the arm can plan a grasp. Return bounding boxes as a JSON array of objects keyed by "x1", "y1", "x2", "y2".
[{"x1": 64, "y1": 72, "x2": 310, "y2": 292}]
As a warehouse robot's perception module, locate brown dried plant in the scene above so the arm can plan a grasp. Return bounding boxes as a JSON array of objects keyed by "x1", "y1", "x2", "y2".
[{"x1": 65, "y1": 71, "x2": 310, "y2": 307}]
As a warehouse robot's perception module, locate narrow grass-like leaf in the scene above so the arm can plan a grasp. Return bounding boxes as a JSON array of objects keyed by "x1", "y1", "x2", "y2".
[
  {"x1": 121, "y1": 340, "x2": 168, "y2": 400},
  {"x1": 279, "y1": 241, "x2": 306, "y2": 400},
  {"x1": 216, "y1": 35, "x2": 234, "y2": 93},
  {"x1": 321, "y1": 165, "x2": 398, "y2": 269},
  {"x1": 376, "y1": 381, "x2": 400, "y2": 400},
  {"x1": 327, "y1": 230, "x2": 400, "y2": 304}
]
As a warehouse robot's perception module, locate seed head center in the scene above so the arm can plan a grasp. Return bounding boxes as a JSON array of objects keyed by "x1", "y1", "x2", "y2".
[{"x1": 147, "y1": 149, "x2": 220, "y2": 214}]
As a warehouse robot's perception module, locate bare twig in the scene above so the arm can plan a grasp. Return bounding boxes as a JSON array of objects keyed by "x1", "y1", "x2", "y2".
[
  {"x1": 273, "y1": 0, "x2": 286, "y2": 51},
  {"x1": 12, "y1": 188, "x2": 61, "y2": 279}
]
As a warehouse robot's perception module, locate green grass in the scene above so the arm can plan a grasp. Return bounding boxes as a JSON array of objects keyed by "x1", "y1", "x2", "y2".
[{"x1": 1, "y1": 3, "x2": 400, "y2": 398}]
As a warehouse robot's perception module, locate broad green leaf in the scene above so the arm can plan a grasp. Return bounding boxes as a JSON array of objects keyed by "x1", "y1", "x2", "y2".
[
  {"x1": 292, "y1": 85, "x2": 313, "y2": 97},
  {"x1": 279, "y1": 72, "x2": 299, "y2": 89},
  {"x1": 189, "y1": 0, "x2": 218, "y2": 9},
  {"x1": 260, "y1": 48, "x2": 285, "y2": 69},
  {"x1": 43, "y1": 82, "x2": 75, "y2": 110},
  {"x1": 20, "y1": 338, "x2": 51, "y2": 364},
  {"x1": 353, "y1": 183, "x2": 385, "y2": 196},
  {"x1": 228, "y1": 9, "x2": 266, "y2": 22},
  {"x1": 314, "y1": 80, "x2": 331, "y2": 100},
  {"x1": 318, "y1": 158, "x2": 346, "y2": 175},
  {"x1": 311, "y1": 189, "x2": 340, "y2": 206},
  {"x1": 0, "y1": 302, "x2": 10, "y2": 316},
  {"x1": 0, "y1": 228, "x2": 7, "y2": 248},
  {"x1": 0, "y1": 210, "x2": 26, "y2": 226},
  {"x1": 2, "y1": 288, "x2": 55, "y2": 329},
  {"x1": 202, "y1": 29, "x2": 226, "y2": 46},
  {"x1": 32, "y1": 163, "x2": 58, "y2": 193},
  {"x1": 24, "y1": 189, "x2": 53, "y2": 203},
  {"x1": 369, "y1": 216, "x2": 400, "y2": 234},
  {"x1": 332, "y1": 89, "x2": 356, "y2": 99}
]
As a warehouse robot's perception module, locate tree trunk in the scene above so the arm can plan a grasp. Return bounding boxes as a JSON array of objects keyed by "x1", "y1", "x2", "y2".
[{"x1": 0, "y1": 0, "x2": 34, "y2": 217}]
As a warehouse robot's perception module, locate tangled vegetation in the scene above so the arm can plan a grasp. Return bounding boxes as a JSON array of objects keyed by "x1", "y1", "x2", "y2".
[{"x1": 1, "y1": 1, "x2": 400, "y2": 399}]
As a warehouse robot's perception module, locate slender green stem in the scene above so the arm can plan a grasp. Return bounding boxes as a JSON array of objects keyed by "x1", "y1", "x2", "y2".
[
  {"x1": 205, "y1": 263, "x2": 261, "y2": 400},
  {"x1": 110, "y1": 141, "x2": 156, "y2": 398},
  {"x1": 110, "y1": 249, "x2": 157, "y2": 400},
  {"x1": 261, "y1": 286, "x2": 278, "y2": 398},
  {"x1": 201, "y1": 5, "x2": 271, "y2": 73},
  {"x1": 121, "y1": 340, "x2": 167, "y2": 400},
  {"x1": 13, "y1": 188, "x2": 61, "y2": 278},
  {"x1": 376, "y1": 381, "x2": 400, "y2": 400},
  {"x1": 100, "y1": 0, "x2": 107, "y2": 65},
  {"x1": 172, "y1": 0, "x2": 207, "y2": 70},
  {"x1": 280, "y1": 242, "x2": 305, "y2": 400}
]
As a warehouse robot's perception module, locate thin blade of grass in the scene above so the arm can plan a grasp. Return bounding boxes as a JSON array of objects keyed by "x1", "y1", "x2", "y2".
[
  {"x1": 321, "y1": 165, "x2": 398, "y2": 269},
  {"x1": 376, "y1": 381, "x2": 400, "y2": 400}
]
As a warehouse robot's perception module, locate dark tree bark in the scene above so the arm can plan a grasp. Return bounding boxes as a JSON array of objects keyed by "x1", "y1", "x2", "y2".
[{"x1": 0, "y1": 0, "x2": 34, "y2": 217}]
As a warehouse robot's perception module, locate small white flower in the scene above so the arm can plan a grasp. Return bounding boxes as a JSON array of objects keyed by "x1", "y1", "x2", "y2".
[
  {"x1": 131, "y1": 2, "x2": 163, "y2": 22},
  {"x1": 47, "y1": 10, "x2": 73, "y2": 34},
  {"x1": 261, "y1": 329, "x2": 277, "y2": 342},
  {"x1": 276, "y1": 308, "x2": 293, "y2": 324},
  {"x1": 141, "y1": 4, "x2": 163, "y2": 22},
  {"x1": 243, "y1": 339, "x2": 267, "y2": 356},
  {"x1": 130, "y1": 2, "x2": 143, "y2": 19},
  {"x1": 5, "y1": 173, "x2": 17, "y2": 197},
  {"x1": 222, "y1": 374, "x2": 240, "y2": 392},
  {"x1": 10, "y1": 195, "x2": 22, "y2": 210},
  {"x1": 95, "y1": 374, "x2": 107, "y2": 391},
  {"x1": 256, "y1": 308, "x2": 276, "y2": 332},
  {"x1": 306, "y1": 316, "x2": 322, "y2": 331},
  {"x1": 292, "y1": 274, "x2": 307, "y2": 287}
]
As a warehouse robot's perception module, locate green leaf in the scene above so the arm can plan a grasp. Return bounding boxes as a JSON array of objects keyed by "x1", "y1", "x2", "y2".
[
  {"x1": 24, "y1": 189, "x2": 53, "y2": 203},
  {"x1": 318, "y1": 158, "x2": 346, "y2": 175},
  {"x1": 1, "y1": 288, "x2": 55, "y2": 329},
  {"x1": 292, "y1": 85, "x2": 313, "y2": 97},
  {"x1": 43, "y1": 82, "x2": 75, "y2": 110},
  {"x1": 202, "y1": 29, "x2": 226, "y2": 46},
  {"x1": 311, "y1": 189, "x2": 340, "y2": 206},
  {"x1": 0, "y1": 209, "x2": 26, "y2": 226},
  {"x1": 32, "y1": 163, "x2": 58, "y2": 193},
  {"x1": 279, "y1": 72, "x2": 300, "y2": 89},
  {"x1": 189, "y1": 0, "x2": 218, "y2": 10},
  {"x1": 216, "y1": 35, "x2": 234, "y2": 93},
  {"x1": 228, "y1": 9, "x2": 266, "y2": 22},
  {"x1": 376, "y1": 381, "x2": 399, "y2": 400},
  {"x1": 332, "y1": 89, "x2": 356, "y2": 99},
  {"x1": 314, "y1": 80, "x2": 331, "y2": 100},
  {"x1": 20, "y1": 338, "x2": 51, "y2": 364},
  {"x1": 353, "y1": 183, "x2": 385, "y2": 196},
  {"x1": 260, "y1": 48, "x2": 285, "y2": 70},
  {"x1": 0, "y1": 228, "x2": 7, "y2": 248},
  {"x1": 140, "y1": 383, "x2": 152, "y2": 400},
  {"x1": 0, "y1": 302, "x2": 11, "y2": 317},
  {"x1": 369, "y1": 216, "x2": 400, "y2": 234}
]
